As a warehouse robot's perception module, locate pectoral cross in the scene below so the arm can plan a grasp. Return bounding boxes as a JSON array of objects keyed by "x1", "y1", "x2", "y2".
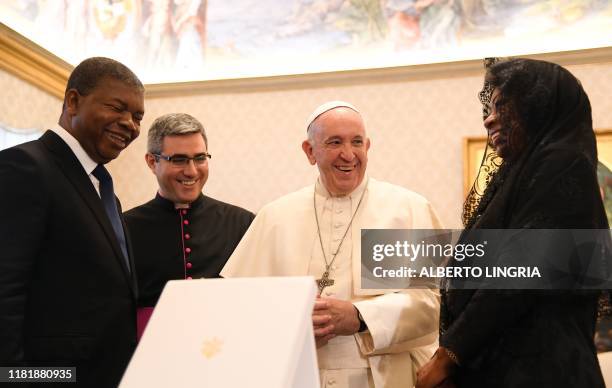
[{"x1": 316, "y1": 271, "x2": 335, "y2": 294}]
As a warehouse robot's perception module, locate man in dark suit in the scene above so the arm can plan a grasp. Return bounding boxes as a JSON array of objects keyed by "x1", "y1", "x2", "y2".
[{"x1": 0, "y1": 57, "x2": 145, "y2": 387}]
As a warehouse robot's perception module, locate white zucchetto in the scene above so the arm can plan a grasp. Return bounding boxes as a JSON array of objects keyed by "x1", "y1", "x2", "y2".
[{"x1": 305, "y1": 101, "x2": 360, "y2": 131}]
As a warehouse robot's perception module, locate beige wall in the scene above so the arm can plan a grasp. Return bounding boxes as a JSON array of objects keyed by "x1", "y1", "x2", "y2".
[
  {"x1": 0, "y1": 68, "x2": 60, "y2": 128},
  {"x1": 3, "y1": 61, "x2": 612, "y2": 227}
]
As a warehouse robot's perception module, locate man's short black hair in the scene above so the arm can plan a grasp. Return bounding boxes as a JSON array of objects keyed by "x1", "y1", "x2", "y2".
[{"x1": 65, "y1": 57, "x2": 144, "y2": 97}]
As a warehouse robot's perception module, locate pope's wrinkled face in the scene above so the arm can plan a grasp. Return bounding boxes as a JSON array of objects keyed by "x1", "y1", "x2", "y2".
[
  {"x1": 146, "y1": 133, "x2": 209, "y2": 205},
  {"x1": 66, "y1": 77, "x2": 144, "y2": 164},
  {"x1": 302, "y1": 108, "x2": 370, "y2": 196}
]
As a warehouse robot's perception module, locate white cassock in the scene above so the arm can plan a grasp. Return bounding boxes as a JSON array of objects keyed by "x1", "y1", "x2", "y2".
[{"x1": 221, "y1": 177, "x2": 442, "y2": 388}]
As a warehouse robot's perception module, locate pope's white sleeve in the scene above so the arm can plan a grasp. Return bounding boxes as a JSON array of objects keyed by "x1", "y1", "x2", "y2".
[{"x1": 353, "y1": 289, "x2": 440, "y2": 355}]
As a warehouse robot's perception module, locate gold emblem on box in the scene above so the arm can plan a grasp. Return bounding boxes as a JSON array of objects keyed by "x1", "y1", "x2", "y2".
[{"x1": 201, "y1": 337, "x2": 223, "y2": 359}]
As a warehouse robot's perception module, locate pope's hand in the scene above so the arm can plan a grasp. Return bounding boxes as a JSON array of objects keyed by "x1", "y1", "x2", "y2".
[
  {"x1": 313, "y1": 296, "x2": 361, "y2": 339},
  {"x1": 312, "y1": 302, "x2": 335, "y2": 348}
]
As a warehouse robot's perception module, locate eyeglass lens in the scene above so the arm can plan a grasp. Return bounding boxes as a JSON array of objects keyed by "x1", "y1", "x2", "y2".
[{"x1": 170, "y1": 154, "x2": 209, "y2": 166}]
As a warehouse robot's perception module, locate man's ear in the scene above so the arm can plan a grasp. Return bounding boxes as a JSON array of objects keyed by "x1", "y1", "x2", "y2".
[
  {"x1": 302, "y1": 140, "x2": 316, "y2": 165},
  {"x1": 145, "y1": 153, "x2": 157, "y2": 173},
  {"x1": 64, "y1": 89, "x2": 80, "y2": 116},
  {"x1": 366, "y1": 137, "x2": 371, "y2": 151}
]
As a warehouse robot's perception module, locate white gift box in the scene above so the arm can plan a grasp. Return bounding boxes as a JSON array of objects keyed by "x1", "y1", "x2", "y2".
[{"x1": 120, "y1": 276, "x2": 320, "y2": 388}]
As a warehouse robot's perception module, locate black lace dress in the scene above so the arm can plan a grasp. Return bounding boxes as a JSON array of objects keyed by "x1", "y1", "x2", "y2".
[{"x1": 440, "y1": 59, "x2": 610, "y2": 388}]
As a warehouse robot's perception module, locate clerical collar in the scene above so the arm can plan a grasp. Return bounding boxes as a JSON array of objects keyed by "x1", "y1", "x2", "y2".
[
  {"x1": 153, "y1": 192, "x2": 205, "y2": 211},
  {"x1": 314, "y1": 175, "x2": 369, "y2": 200}
]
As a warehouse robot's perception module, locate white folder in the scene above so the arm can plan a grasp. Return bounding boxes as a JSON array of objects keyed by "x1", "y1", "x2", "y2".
[{"x1": 120, "y1": 276, "x2": 320, "y2": 388}]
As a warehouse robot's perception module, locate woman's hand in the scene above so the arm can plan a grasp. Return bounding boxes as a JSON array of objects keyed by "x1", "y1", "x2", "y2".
[{"x1": 415, "y1": 347, "x2": 457, "y2": 388}]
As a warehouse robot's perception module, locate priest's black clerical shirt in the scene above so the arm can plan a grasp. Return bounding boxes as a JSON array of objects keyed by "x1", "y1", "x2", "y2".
[{"x1": 124, "y1": 193, "x2": 254, "y2": 307}]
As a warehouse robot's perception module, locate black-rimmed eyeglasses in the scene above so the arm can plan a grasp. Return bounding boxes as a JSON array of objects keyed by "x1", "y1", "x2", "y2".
[{"x1": 152, "y1": 152, "x2": 212, "y2": 166}]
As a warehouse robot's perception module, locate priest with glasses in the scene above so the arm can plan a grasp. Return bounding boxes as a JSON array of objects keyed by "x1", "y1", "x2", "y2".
[{"x1": 124, "y1": 113, "x2": 254, "y2": 338}]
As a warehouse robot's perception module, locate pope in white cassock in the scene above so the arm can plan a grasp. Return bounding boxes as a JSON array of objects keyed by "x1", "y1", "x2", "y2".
[{"x1": 221, "y1": 101, "x2": 441, "y2": 388}]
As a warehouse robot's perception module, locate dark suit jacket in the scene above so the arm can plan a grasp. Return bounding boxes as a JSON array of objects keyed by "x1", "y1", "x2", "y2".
[{"x1": 0, "y1": 130, "x2": 137, "y2": 387}]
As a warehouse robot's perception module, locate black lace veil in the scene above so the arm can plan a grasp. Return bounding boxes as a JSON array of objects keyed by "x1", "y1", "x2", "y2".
[
  {"x1": 459, "y1": 57, "x2": 610, "y2": 317},
  {"x1": 462, "y1": 57, "x2": 504, "y2": 228}
]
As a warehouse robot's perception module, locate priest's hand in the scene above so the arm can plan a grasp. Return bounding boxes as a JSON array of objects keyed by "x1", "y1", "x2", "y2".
[
  {"x1": 415, "y1": 347, "x2": 457, "y2": 388},
  {"x1": 314, "y1": 297, "x2": 361, "y2": 336}
]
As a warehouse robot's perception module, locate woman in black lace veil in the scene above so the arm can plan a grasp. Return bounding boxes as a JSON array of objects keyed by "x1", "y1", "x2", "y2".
[{"x1": 416, "y1": 58, "x2": 609, "y2": 388}]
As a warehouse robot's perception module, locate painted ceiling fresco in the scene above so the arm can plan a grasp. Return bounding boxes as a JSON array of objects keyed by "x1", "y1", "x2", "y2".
[{"x1": 1, "y1": 0, "x2": 611, "y2": 83}]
